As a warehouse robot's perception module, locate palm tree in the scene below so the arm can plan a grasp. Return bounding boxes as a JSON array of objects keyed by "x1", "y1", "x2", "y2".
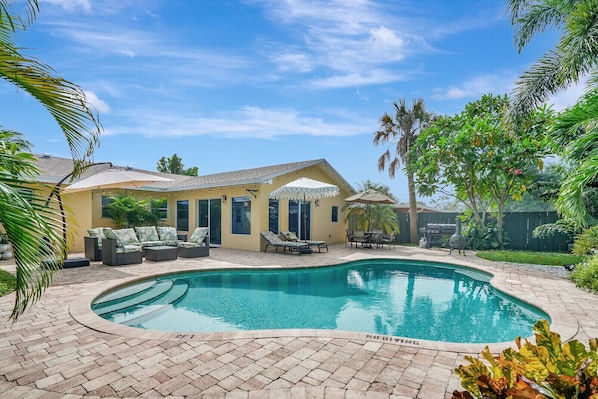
[
  {"x1": 373, "y1": 98, "x2": 433, "y2": 244},
  {"x1": 1, "y1": 0, "x2": 102, "y2": 319},
  {"x1": 507, "y1": 0, "x2": 598, "y2": 119},
  {"x1": 344, "y1": 181, "x2": 399, "y2": 234},
  {"x1": 507, "y1": 1, "x2": 598, "y2": 227}
]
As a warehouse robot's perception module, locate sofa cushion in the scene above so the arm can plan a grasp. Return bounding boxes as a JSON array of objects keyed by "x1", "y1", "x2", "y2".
[
  {"x1": 142, "y1": 241, "x2": 165, "y2": 247},
  {"x1": 116, "y1": 244, "x2": 143, "y2": 254},
  {"x1": 87, "y1": 228, "x2": 105, "y2": 248},
  {"x1": 87, "y1": 227, "x2": 106, "y2": 240},
  {"x1": 178, "y1": 241, "x2": 204, "y2": 248},
  {"x1": 103, "y1": 228, "x2": 125, "y2": 248},
  {"x1": 189, "y1": 227, "x2": 209, "y2": 244},
  {"x1": 114, "y1": 228, "x2": 141, "y2": 245},
  {"x1": 135, "y1": 226, "x2": 159, "y2": 243},
  {"x1": 157, "y1": 226, "x2": 178, "y2": 242}
]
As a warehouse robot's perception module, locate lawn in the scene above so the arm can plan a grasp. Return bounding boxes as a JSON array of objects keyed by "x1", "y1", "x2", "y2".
[{"x1": 475, "y1": 250, "x2": 582, "y2": 266}]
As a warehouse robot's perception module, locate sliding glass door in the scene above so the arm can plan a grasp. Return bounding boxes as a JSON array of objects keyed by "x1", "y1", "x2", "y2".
[
  {"x1": 288, "y1": 200, "x2": 311, "y2": 240},
  {"x1": 197, "y1": 199, "x2": 222, "y2": 245}
]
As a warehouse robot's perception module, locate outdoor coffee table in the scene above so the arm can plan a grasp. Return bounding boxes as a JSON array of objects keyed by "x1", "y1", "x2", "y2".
[{"x1": 145, "y1": 246, "x2": 178, "y2": 262}]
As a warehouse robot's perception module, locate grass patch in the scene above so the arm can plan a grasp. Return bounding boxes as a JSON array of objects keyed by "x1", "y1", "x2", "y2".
[
  {"x1": 0, "y1": 268, "x2": 15, "y2": 297},
  {"x1": 475, "y1": 250, "x2": 583, "y2": 266}
]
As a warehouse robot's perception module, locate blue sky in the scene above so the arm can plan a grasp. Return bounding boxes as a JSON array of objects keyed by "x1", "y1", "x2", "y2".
[{"x1": 0, "y1": 0, "x2": 580, "y2": 204}]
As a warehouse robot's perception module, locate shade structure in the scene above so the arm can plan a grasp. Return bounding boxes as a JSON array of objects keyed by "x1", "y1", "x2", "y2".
[
  {"x1": 269, "y1": 177, "x2": 340, "y2": 240},
  {"x1": 63, "y1": 168, "x2": 173, "y2": 193},
  {"x1": 345, "y1": 189, "x2": 396, "y2": 205},
  {"x1": 345, "y1": 189, "x2": 396, "y2": 231}
]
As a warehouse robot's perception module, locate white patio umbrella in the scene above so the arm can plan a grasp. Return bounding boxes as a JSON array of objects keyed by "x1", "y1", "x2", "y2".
[
  {"x1": 63, "y1": 168, "x2": 172, "y2": 193},
  {"x1": 269, "y1": 177, "x2": 340, "y2": 240}
]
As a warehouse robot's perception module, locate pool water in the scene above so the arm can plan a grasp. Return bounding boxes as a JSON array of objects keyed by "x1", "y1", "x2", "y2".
[{"x1": 92, "y1": 259, "x2": 548, "y2": 343}]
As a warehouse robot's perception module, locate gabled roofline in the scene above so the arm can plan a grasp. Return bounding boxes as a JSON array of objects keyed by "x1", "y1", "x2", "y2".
[{"x1": 33, "y1": 154, "x2": 356, "y2": 195}]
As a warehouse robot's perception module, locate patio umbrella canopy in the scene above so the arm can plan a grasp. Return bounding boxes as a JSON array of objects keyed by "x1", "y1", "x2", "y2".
[
  {"x1": 345, "y1": 189, "x2": 396, "y2": 231},
  {"x1": 269, "y1": 177, "x2": 340, "y2": 240},
  {"x1": 63, "y1": 168, "x2": 173, "y2": 193}
]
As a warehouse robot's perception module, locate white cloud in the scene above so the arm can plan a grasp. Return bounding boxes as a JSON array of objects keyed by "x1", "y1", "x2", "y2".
[
  {"x1": 106, "y1": 106, "x2": 370, "y2": 139},
  {"x1": 431, "y1": 73, "x2": 515, "y2": 100},
  {"x1": 42, "y1": 0, "x2": 91, "y2": 13},
  {"x1": 84, "y1": 90, "x2": 111, "y2": 114},
  {"x1": 257, "y1": 0, "x2": 419, "y2": 82},
  {"x1": 273, "y1": 52, "x2": 313, "y2": 73},
  {"x1": 547, "y1": 80, "x2": 586, "y2": 111}
]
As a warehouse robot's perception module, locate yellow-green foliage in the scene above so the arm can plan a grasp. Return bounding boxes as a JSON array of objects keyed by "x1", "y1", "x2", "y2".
[
  {"x1": 572, "y1": 225, "x2": 598, "y2": 256},
  {"x1": 571, "y1": 255, "x2": 598, "y2": 293},
  {"x1": 453, "y1": 319, "x2": 598, "y2": 399}
]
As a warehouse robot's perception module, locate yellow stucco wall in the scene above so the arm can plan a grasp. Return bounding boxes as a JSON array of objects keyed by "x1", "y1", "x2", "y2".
[{"x1": 60, "y1": 164, "x2": 351, "y2": 254}]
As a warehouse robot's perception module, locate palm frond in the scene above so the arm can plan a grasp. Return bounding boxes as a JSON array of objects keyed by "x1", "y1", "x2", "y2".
[
  {"x1": 0, "y1": 43, "x2": 101, "y2": 175},
  {"x1": 510, "y1": 1, "x2": 571, "y2": 50},
  {"x1": 556, "y1": 154, "x2": 598, "y2": 227},
  {"x1": 0, "y1": 149, "x2": 65, "y2": 319}
]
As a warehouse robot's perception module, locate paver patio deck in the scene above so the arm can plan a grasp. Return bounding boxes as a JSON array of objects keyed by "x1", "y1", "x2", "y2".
[{"x1": 1, "y1": 244, "x2": 597, "y2": 398}]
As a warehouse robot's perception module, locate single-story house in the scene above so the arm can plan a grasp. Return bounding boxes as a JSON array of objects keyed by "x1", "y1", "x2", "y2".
[{"x1": 34, "y1": 154, "x2": 356, "y2": 253}]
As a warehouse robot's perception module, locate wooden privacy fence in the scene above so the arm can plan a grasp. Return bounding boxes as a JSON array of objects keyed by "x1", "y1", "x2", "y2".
[{"x1": 394, "y1": 211, "x2": 572, "y2": 252}]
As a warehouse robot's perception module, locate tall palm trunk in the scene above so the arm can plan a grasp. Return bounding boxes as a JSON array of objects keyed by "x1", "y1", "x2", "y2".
[{"x1": 407, "y1": 171, "x2": 418, "y2": 243}]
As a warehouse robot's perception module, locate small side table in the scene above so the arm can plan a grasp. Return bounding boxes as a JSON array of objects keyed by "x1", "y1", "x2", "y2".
[{"x1": 145, "y1": 246, "x2": 178, "y2": 262}]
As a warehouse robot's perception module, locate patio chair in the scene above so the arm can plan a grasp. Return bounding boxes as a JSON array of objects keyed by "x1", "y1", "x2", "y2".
[
  {"x1": 84, "y1": 227, "x2": 106, "y2": 261},
  {"x1": 280, "y1": 230, "x2": 328, "y2": 253},
  {"x1": 101, "y1": 228, "x2": 143, "y2": 266},
  {"x1": 378, "y1": 231, "x2": 397, "y2": 250},
  {"x1": 347, "y1": 230, "x2": 367, "y2": 248},
  {"x1": 177, "y1": 227, "x2": 209, "y2": 258},
  {"x1": 261, "y1": 231, "x2": 311, "y2": 255}
]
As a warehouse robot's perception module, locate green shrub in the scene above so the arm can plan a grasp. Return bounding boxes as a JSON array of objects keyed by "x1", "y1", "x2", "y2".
[
  {"x1": 463, "y1": 216, "x2": 509, "y2": 251},
  {"x1": 570, "y1": 255, "x2": 598, "y2": 293},
  {"x1": 572, "y1": 225, "x2": 598, "y2": 256},
  {"x1": 0, "y1": 268, "x2": 16, "y2": 297},
  {"x1": 453, "y1": 319, "x2": 598, "y2": 399}
]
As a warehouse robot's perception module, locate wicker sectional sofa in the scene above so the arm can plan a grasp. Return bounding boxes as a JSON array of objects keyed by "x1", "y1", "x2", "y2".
[{"x1": 85, "y1": 226, "x2": 209, "y2": 265}]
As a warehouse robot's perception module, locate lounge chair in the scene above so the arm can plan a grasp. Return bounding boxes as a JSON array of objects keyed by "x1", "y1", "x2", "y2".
[
  {"x1": 260, "y1": 231, "x2": 311, "y2": 255},
  {"x1": 280, "y1": 230, "x2": 328, "y2": 253}
]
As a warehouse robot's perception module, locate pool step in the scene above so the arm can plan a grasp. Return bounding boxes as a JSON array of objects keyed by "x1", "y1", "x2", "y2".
[
  {"x1": 93, "y1": 280, "x2": 174, "y2": 315},
  {"x1": 93, "y1": 280, "x2": 157, "y2": 306},
  {"x1": 117, "y1": 281, "x2": 190, "y2": 325}
]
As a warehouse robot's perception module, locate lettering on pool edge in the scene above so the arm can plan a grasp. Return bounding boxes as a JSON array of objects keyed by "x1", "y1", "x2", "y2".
[{"x1": 365, "y1": 334, "x2": 420, "y2": 346}]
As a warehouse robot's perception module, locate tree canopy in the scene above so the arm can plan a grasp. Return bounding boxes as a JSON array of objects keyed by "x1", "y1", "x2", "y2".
[
  {"x1": 157, "y1": 154, "x2": 198, "y2": 176},
  {"x1": 408, "y1": 94, "x2": 554, "y2": 248}
]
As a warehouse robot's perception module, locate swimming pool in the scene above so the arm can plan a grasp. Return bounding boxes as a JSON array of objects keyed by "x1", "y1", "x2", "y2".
[{"x1": 91, "y1": 259, "x2": 548, "y2": 343}]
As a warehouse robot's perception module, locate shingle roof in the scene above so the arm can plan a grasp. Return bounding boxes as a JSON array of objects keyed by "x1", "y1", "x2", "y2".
[{"x1": 33, "y1": 154, "x2": 355, "y2": 194}]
